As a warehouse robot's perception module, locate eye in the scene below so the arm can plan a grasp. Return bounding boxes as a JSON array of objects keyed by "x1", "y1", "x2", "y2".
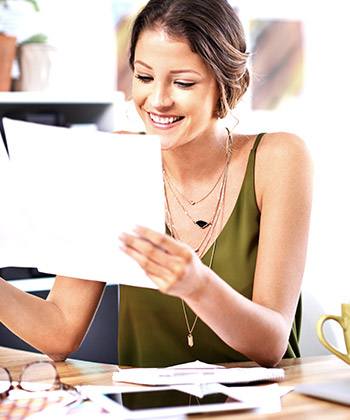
[
  {"x1": 135, "y1": 74, "x2": 153, "y2": 83},
  {"x1": 175, "y1": 81, "x2": 196, "y2": 89}
]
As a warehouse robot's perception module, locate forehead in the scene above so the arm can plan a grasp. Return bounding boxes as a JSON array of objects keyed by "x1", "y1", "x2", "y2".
[{"x1": 134, "y1": 28, "x2": 210, "y2": 75}]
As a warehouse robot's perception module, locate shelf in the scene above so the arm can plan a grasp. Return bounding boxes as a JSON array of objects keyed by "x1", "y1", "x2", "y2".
[
  {"x1": 0, "y1": 91, "x2": 124, "y2": 105},
  {"x1": 0, "y1": 92, "x2": 126, "y2": 131}
]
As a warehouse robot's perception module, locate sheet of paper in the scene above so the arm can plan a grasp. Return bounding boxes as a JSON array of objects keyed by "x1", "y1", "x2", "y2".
[
  {"x1": 112, "y1": 360, "x2": 285, "y2": 386},
  {"x1": 0, "y1": 140, "x2": 36, "y2": 267},
  {"x1": 167, "y1": 360, "x2": 225, "y2": 369},
  {"x1": 0, "y1": 118, "x2": 164, "y2": 288}
]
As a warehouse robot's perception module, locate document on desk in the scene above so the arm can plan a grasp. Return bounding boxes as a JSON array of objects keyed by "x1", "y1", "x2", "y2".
[
  {"x1": 0, "y1": 118, "x2": 164, "y2": 288},
  {"x1": 112, "y1": 360, "x2": 285, "y2": 386}
]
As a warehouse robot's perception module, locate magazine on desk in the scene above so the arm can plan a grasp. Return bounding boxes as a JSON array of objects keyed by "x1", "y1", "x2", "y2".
[{"x1": 0, "y1": 118, "x2": 164, "y2": 288}]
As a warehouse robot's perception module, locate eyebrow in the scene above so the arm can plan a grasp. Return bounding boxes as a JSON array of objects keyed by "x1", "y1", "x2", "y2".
[{"x1": 134, "y1": 60, "x2": 201, "y2": 76}]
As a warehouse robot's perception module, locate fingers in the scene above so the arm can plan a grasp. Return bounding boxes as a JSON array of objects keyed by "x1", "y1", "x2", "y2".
[
  {"x1": 120, "y1": 240, "x2": 176, "y2": 283},
  {"x1": 133, "y1": 225, "x2": 192, "y2": 260},
  {"x1": 119, "y1": 226, "x2": 194, "y2": 291},
  {"x1": 120, "y1": 232, "x2": 171, "y2": 267}
]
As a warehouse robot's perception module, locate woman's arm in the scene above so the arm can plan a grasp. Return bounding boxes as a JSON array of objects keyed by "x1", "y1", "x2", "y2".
[
  {"x1": 0, "y1": 276, "x2": 105, "y2": 361},
  {"x1": 120, "y1": 132, "x2": 313, "y2": 367}
]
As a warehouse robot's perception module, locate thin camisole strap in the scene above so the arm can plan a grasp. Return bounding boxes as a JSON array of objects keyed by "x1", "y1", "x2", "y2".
[
  {"x1": 244, "y1": 132, "x2": 266, "y2": 212},
  {"x1": 251, "y1": 132, "x2": 266, "y2": 153}
]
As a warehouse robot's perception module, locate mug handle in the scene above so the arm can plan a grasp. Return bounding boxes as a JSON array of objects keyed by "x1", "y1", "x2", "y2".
[{"x1": 317, "y1": 315, "x2": 350, "y2": 363}]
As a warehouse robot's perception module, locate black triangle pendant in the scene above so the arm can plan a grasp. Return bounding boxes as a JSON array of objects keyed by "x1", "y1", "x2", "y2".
[{"x1": 195, "y1": 220, "x2": 211, "y2": 229}]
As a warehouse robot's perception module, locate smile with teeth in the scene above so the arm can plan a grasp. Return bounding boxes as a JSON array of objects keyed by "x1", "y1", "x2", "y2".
[{"x1": 149, "y1": 113, "x2": 183, "y2": 125}]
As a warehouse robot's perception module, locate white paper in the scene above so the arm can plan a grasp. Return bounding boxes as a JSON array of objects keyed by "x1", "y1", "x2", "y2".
[
  {"x1": 167, "y1": 360, "x2": 225, "y2": 369},
  {"x1": 112, "y1": 360, "x2": 285, "y2": 386},
  {"x1": 0, "y1": 118, "x2": 165, "y2": 288},
  {"x1": 217, "y1": 383, "x2": 282, "y2": 413}
]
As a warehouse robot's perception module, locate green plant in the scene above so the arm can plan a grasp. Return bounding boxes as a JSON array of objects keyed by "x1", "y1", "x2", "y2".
[
  {"x1": 0, "y1": 0, "x2": 47, "y2": 45},
  {"x1": 21, "y1": 33, "x2": 47, "y2": 45},
  {"x1": 0, "y1": 0, "x2": 39, "y2": 12}
]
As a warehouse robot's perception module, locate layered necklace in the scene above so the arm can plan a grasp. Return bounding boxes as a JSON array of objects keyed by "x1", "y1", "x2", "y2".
[{"x1": 164, "y1": 128, "x2": 233, "y2": 347}]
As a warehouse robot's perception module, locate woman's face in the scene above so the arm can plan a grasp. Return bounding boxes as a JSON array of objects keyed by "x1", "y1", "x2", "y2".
[{"x1": 132, "y1": 28, "x2": 219, "y2": 151}]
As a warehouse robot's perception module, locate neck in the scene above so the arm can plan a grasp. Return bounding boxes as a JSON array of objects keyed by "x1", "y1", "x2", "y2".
[{"x1": 162, "y1": 125, "x2": 228, "y2": 184}]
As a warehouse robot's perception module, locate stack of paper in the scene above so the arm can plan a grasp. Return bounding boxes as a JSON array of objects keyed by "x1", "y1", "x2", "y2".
[
  {"x1": 0, "y1": 118, "x2": 164, "y2": 288},
  {"x1": 113, "y1": 360, "x2": 285, "y2": 386}
]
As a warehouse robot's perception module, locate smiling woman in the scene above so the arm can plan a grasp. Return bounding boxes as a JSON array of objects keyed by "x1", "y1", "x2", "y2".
[
  {"x1": 117, "y1": 0, "x2": 312, "y2": 367},
  {"x1": 0, "y1": 0, "x2": 312, "y2": 369}
]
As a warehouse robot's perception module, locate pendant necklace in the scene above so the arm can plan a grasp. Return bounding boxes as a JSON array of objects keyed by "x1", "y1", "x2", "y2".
[
  {"x1": 165, "y1": 161, "x2": 228, "y2": 255},
  {"x1": 164, "y1": 171, "x2": 213, "y2": 229},
  {"x1": 166, "y1": 183, "x2": 220, "y2": 347},
  {"x1": 163, "y1": 127, "x2": 231, "y2": 207},
  {"x1": 163, "y1": 128, "x2": 232, "y2": 230},
  {"x1": 163, "y1": 128, "x2": 232, "y2": 347},
  {"x1": 164, "y1": 164, "x2": 226, "y2": 206},
  {"x1": 181, "y1": 240, "x2": 217, "y2": 347}
]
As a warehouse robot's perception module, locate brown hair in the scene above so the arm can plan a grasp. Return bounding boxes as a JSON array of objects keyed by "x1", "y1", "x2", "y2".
[{"x1": 129, "y1": 0, "x2": 250, "y2": 118}]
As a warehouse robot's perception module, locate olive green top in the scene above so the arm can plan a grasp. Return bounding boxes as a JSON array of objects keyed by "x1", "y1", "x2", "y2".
[{"x1": 118, "y1": 133, "x2": 301, "y2": 367}]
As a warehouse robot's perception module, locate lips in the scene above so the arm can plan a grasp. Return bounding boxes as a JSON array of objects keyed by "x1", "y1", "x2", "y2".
[{"x1": 148, "y1": 112, "x2": 184, "y2": 127}]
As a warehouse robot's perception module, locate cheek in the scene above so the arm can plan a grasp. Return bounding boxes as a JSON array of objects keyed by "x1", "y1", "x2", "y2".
[
  {"x1": 131, "y1": 79, "x2": 151, "y2": 109},
  {"x1": 193, "y1": 92, "x2": 218, "y2": 122},
  {"x1": 131, "y1": 81, "x2": 142, "y2": 107}
]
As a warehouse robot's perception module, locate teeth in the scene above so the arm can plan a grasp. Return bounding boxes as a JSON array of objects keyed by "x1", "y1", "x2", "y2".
[{"x1": 149, "y1": 113, "x2": 181, "y2": 124}]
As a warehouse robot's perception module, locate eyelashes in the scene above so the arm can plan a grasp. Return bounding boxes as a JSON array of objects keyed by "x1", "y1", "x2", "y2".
[
  {"x1": 176, "y1": 81, "x2": 196, "y2": 88},
  {"x1": 134, "y1": 74, "x2": 196, "y2": 89},
  {"x1": 134, "y1": 74, "x2": 153, "y2": 83}
]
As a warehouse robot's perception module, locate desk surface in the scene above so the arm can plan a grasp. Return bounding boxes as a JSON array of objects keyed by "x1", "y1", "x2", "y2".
[{"x1": 0, "y1": 346, "x2": 349, "y2": 419}]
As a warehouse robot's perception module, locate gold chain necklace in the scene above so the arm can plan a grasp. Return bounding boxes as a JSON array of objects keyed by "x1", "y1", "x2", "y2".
[
  {"x1": 165, "y1": 187, "x2": 220, "y2": 347},
  {"x1": 163, "y1": 128, "x2": 232, "y2": 231},
  {"x1": 164, "y1": 129, "x2": 232, "y2": 347},
  {"x1": 165, "y1": 148, "x2": 228, "y2": 255},
  {"x1": 164, "y1": 170, "x2": 218, "y2": 230},
  {"x1": 163, "y1": 127, "x2": 232, "y2": 207},
  {"x1": 181, "y1": 241, "x2": 216, "y2": 347},
  {"x1": 164, "y1": 164, "x2": 226, "y2": 206},
  {"x1": 165, "y1": 160, "x2": 227, "y2": 252}
]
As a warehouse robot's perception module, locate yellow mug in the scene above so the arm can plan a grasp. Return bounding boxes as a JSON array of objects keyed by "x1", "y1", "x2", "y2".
[{"x1": 317, "y1": 303, "x2": 350, "y2": 364}]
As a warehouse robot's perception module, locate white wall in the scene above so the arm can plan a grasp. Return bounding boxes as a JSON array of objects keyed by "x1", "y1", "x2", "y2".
[
  {"x1": 300, "y1": 3, "x2": 350, "y2": 354},
  {"x1": 38, "y1": 0, "x2": 116, "y2": 93},
  {"x1": 232, "y1": 1, "x2": 350, "y2": 355}
]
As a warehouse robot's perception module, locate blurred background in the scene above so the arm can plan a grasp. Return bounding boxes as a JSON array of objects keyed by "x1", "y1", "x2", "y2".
[{"x1": 0, "y1": 0, "x2": 349, "y2": 360}]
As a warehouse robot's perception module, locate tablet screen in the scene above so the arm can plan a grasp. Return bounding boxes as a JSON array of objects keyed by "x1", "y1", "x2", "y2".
[{"x1": 105, "y1": 389, "x2": 234, "y2": 411}]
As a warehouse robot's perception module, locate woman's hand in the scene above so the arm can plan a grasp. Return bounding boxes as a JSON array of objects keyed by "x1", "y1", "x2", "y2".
[{"x1": 119, "y1": 226, "x2": 209, "y2": 299}]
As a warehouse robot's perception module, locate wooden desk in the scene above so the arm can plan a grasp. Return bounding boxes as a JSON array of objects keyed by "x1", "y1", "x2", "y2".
[{"x1": 0, "y1": 346, "x2": 349, "y2": 419}]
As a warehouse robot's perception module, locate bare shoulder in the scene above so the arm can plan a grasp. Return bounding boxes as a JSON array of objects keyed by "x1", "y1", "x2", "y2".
[
  {"x1": 256, "y1": 132, "x2": 312, "y2": 173},
  {"x1": 259, "y1": 131, "x2": 309, "y2": 156},
  {"x1": 254, "y1": 132, "x2": 313, "y2": 206},
  {"x1": 233, "y1": 131, "x2": 311, "y2": 167}
]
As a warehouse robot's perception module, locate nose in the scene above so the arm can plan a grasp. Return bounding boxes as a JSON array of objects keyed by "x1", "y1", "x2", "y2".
[{"x1": 149, "y1": 82, "x2": 174, "y2": 110}]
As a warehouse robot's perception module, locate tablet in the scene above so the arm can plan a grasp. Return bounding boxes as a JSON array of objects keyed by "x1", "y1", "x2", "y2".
[{"x1": 84, "y1": 388, "x2": 257, "y2": 418}]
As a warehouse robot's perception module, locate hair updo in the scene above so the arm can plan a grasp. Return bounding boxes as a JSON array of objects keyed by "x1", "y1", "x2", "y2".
[{"x1": 129, "y1": 0, "x2": 250, "y2": 118}]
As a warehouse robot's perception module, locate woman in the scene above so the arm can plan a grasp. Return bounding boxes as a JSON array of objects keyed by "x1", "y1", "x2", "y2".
[{"x1": 0, "y1": 0, "x2": 312, "y2": 367}]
